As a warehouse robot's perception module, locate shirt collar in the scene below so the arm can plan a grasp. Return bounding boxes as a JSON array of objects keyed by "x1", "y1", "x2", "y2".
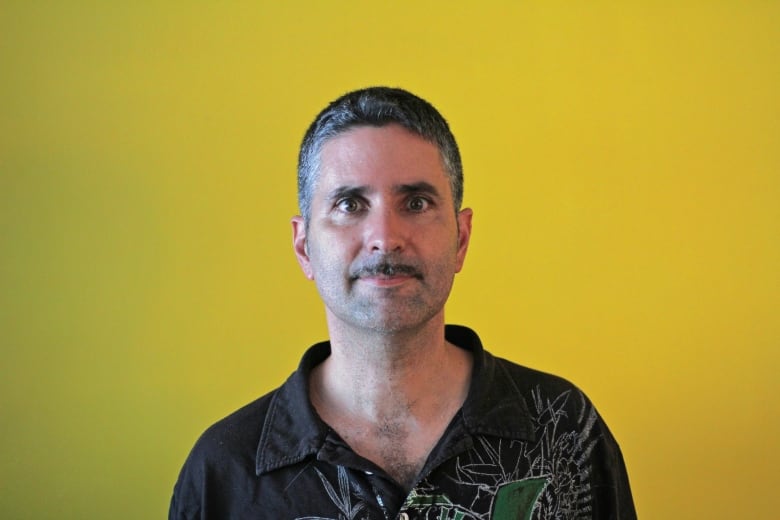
[
  {"x1": 449, "y1": 325, "x2": 535, "y2": 440},
  {"x1": 256, "y1": 325, "x2": 535, "y2": 476}
]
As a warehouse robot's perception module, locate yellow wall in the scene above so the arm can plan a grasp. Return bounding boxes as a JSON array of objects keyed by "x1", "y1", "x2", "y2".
[{"x1": 2, "y1": 2, "x2": 778, "y2": 518}]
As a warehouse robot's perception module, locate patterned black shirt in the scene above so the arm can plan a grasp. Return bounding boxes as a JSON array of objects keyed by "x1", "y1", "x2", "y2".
[{"x1": 170, "y1": 325, "x2": 636, "y2": 519}]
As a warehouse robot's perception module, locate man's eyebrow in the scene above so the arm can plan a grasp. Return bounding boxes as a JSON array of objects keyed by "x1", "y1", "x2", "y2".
[
  {"x1": 326, "y1": 185, "x2": 370, "y2": 202},
  {"x1": 395, "y1": 182, "x2": 441, "y2": 198}
]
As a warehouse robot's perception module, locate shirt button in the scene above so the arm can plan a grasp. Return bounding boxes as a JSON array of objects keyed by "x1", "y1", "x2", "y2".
[{"x1": 399, "y1": 514, "x2": 409, "y2": 520}]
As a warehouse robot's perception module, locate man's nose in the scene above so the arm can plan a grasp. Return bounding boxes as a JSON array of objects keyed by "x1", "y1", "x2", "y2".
[{"x1": 365, "y1": 207, "x2": 407, "y2": 253}]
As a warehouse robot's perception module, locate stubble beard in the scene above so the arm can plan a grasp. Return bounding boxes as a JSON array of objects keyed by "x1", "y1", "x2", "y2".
[
  {"x1": 319, "y1": 255, "x2": 455, "y2": 335},
  {"x1": 346, "y1": 286, "x2": 440, "y2": 334}
]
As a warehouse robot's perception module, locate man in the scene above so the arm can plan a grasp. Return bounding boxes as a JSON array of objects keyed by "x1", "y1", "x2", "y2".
[{"x1": 170, "y1": 87, "x2": 636, "y2": 519}]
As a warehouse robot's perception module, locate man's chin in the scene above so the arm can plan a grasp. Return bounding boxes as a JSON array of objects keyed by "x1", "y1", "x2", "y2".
[{"x1": 349, "y1": 306, "x2": 440, "y2": 335}]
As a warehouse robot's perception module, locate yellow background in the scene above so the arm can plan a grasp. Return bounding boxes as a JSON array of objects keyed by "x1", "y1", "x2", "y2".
[{"x1": 2, "y1": 2, "x2": 778, "y2": 518}]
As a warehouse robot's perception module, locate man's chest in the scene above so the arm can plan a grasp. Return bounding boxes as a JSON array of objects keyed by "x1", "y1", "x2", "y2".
[{"x1": 217, "y1": 433, "x2": 594, "y2": 520}]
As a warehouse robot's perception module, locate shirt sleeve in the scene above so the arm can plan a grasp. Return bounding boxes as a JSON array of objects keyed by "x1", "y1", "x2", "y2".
[
  {"x1": 168, "y1": 451, "x2": 204, "y2": 520},
  {"x1": 590, "y1": 414, "x2": 638, "y2": 520}
]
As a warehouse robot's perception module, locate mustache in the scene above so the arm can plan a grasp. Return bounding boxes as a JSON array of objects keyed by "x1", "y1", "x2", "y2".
[{"x1": 350, "y1": 258, "x2": 423, "y2": 280}]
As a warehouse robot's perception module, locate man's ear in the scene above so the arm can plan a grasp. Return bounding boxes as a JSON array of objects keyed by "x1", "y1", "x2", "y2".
[
  {"x1": 291, "y1": 216, "x2": 314, "y2": 280},
  {"x1": 454, "y1": 208, "x2": 473, "y2": 273}
]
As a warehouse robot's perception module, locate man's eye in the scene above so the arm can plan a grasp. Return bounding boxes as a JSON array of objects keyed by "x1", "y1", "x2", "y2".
[
  {"x1": 337, "y1": 198, "x2": 361, "y2": 213},
  {"x1": 407, "y1": 197, "x2": 430, "y2": 212}
]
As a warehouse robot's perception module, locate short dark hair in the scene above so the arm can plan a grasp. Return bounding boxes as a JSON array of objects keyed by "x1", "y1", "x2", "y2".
[{"x1": 297, "y1": 87, "x2": 463, "y2": 222}]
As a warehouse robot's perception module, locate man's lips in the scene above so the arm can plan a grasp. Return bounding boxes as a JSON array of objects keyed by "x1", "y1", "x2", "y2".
[{"x1": 358, "y1": 273, "x2": 416, "y2": 287}]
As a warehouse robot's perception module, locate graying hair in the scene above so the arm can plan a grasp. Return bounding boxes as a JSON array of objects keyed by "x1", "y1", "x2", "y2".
[{"x1": 297, "y1": 87, "x2": 463, "y2": 223}]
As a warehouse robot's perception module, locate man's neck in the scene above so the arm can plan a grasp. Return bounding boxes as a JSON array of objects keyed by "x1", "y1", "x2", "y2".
[
  {"x1": 309, "y1": 318, "x2": 473, "y2": 489},
  {"x1": 318, "y1": 315, "x2": 462, "y2": 401}
]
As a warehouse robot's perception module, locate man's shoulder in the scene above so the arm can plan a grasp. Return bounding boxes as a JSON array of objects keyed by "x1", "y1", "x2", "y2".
[
  {"x1": 187, "y1": 387, "x2": 280, "y2": 464},
  {"x1": 484, "y1": 351, "x2": 601, "y2": 421},
  {"x1": 480, "y1": 351, "x2": 623, "y2": 452},
  {"x1": 180, "y1": 343, "x2": 328, "y2": 475},
  {"x1": 492, "y1": 353, "x2": 584, "y2": 396},
  {"x1": 448, "y1": 325, "x2": 598, "y2": 417},
  {"x1": 169, "y1": 386, "x2": 291, "y2": 517}
]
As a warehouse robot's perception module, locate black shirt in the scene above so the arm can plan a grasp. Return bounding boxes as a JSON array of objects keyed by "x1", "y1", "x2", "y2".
[{"x1": 170, "y1": 325, "x2": 636, "y2": 519}]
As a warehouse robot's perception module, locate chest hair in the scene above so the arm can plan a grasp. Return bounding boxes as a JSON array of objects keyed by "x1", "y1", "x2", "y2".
[{"x1": 338, "y1": 412, "x2": 448, "y2": 491}]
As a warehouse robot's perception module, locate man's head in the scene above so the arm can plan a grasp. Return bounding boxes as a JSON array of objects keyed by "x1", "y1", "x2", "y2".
[
  {"x1": 297, "y1": 87, "x2": 463, "y2": 224},
  {"x1": 291, "y1": 88, "x2": 472, "y2": 335}
]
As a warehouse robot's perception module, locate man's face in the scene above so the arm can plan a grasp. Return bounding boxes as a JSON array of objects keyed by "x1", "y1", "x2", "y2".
[{"x1": 292, "y1": 124, "x2": 472, "y2": 335}]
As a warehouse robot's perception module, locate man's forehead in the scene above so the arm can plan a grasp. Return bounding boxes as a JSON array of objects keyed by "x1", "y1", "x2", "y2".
[{"x1": 318, "y1": 125, "x2": 446, "y2": 179}]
